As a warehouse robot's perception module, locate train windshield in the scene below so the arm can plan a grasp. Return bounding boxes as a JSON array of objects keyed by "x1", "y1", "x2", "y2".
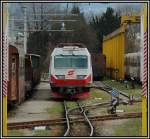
[{"x1": 54, "y1": 55, "x2": 88, "y2": 69}]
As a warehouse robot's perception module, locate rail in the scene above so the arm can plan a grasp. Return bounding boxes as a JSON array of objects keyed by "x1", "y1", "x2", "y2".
[
  {"x1": 92, "y1": 81, "x2": 130, "y2": 101},
  {"x1": 68, "y1": 99, "x2": 141, "y2": 113},
  {"x1": 8, "y1": 112, "x2": 142, "y2": 130},
  {"x1": 63, "y1": 101, "x2": 94, "y2": 136},
  {"x1": 77, "y1": 101, "x2": 94, "y2": 136},
  {"x1": 63, "y1": 101, "x2": 70, "y2": 136}
]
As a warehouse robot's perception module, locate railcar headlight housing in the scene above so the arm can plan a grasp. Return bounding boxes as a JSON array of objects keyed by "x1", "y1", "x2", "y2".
[
  {"x1": 55, "y1": 75, "x2": 65, "y2": 79},
  {"x1": 77, "y1": 75, "x2": 86, "y2": 79}
]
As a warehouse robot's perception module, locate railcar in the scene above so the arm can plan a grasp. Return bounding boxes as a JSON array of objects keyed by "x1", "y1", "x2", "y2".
[
  {"x1": 91, "y1": 53, "x2": 106, "y2": 80},
  {"x1": 25, "y1": 54, "x2": 33, "y2": 96},
  {"x1": 25, "y1": 54, "x2": 41, "y2": 96},
  {"x1": 124, "y1": 52, "x2": 141, "y2": 82},
  {"x1": 29, "y1": 54, "x2": 41, "y2": 86},
  {"x1": 8, "y1": 45, "x2": 19, "y2": 105},
  {"x1": 49, "y1": 43, "x2": 93, "y2": 99}
]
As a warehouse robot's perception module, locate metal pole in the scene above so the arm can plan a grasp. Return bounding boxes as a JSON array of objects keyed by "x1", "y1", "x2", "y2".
[
  {"x1": 23, "y1": 6, "x2": 27, "y2": 54},
  {"x1": 2, "y1": 3, "x2": 9, "y2": 136},
  {"x1": 141, "y1": 3, "x2": 148, "y2": 136},
  {"x1": 140, "y1": 15, "x2": 144, "y2": 82}
]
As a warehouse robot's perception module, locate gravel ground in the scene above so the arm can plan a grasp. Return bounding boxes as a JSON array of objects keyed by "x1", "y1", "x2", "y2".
[
  {"x1": 93, "y1": 119, "x2": 128, "y2": 136},
  {"x1": 8, "y1": 82, "x2": 62, "y2": 123},
  {"x1": 93, "y1": 118, "x2": 141, "y2": 136},
  {"x1": 69, "y1": 123, "x2": 90, "y2": 136},
  {"x1": 8, "y1": 80, "x2": 141, "y2": 137},
  {"x1": 8, "y1": 125, "x2": 65, "y2": 137}
]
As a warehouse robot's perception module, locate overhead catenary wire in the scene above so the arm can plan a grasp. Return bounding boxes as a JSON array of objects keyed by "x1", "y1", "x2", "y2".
[
  {"x1": 9, "y1": 13, "x2": 79, "y2": 17},
  {"x1": 9, "y1": 19, "x2": 77, "y2": 22},
  {"x1": 9, "y1": 29, "x2": 74, "y2": 32}
]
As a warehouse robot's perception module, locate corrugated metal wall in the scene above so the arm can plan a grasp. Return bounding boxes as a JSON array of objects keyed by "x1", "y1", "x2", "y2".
[
  {"x1": 103, "y1": 26, "x2": 125, "y2": 79},
  {"x1": 103, "y1": 21, "x2": 140, "y2": 80}
]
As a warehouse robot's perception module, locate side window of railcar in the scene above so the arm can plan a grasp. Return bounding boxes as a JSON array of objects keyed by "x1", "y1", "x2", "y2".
[
  {"x1": 12, "y1": 57, "x2": 16, "y2": 74},
  {"x1": 132, "y1": 56, "x2": 135, "y2": 66},
  {"x1": 125, "y1": 57, "x2": 127, "y2": 65},
  {"x1": 128, "y1": 57, "x2": 130, "y2": 66},
  {"x1": 32, "y1": 56, "x2": 40, "y2": 69},
  {"x1": 49, "y1": 56, "x2": 52, "y2": 70},
  {"x1": 134, "y1": 56, "x2": 138, "y2": 66},
  {"x1": 137, "y1": 55, "x2": 140, "y2": 66},
  {"x1": 130, "y1": 57, "x2": 133, "y2": 66}
]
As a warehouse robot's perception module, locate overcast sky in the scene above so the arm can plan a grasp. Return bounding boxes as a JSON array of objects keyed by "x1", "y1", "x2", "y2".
[
  {"x1": 8, "y1": 2, "x2": 142, "y2": 16},
  {"x1": 8, "y1": 2, "x2": 142, "y2": 38},
  {"x1": 58, "y1": 3, "x2": 141, "y2": 15}
]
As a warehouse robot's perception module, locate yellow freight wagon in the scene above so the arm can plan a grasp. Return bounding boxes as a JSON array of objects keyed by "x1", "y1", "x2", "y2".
[
  {"x1": 103, "y1": 26, "x2": 125, "y2": 79},
  {"x1": 103, "y1": 16, "x2": 140, "y2": 80}
]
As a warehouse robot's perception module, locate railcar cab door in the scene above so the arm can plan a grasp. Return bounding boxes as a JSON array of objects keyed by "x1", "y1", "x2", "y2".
[
  {"x1": 8, "y1": 45, "x2": 19, "y2": 104},
  {"x1": 11, "y1": 55, "x2": 18, "y2": 100}
]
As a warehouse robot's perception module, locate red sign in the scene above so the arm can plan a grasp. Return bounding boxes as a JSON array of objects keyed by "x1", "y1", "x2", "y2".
[
  {"x1": 66, "y1": 69, "x2": 76, "y2": 79},
  {"x1": 67, "y1": 70, "x2": 74, "y2": 76}
]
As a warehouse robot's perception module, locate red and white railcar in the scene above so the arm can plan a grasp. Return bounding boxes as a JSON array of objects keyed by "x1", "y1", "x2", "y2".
[{"x1": 49, "y1": 43, "x2": 93, "y2": 99}]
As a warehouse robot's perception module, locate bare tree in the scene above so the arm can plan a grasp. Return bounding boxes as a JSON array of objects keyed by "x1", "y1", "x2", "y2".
[
  {"x1": 40, "y1": 3, "x2": 44, "y2": 30},
  {"x1": 114, "y1": 3, "x2": 141, "y2": 16},
  {"x1": 32, "y1": 3, "x2": 38, "y2": 30}
]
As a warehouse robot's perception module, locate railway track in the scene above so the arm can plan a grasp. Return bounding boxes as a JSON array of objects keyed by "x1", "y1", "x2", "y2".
[
  {"x1": 8, "y1": 112, "x2": 141, "y2": 130},
  {"x1": 92, "y1": 81, "x2": 132, "y2": 101},
  {"x1": 63, "y1": 100, "x2": 94, "y2": 136},
  {"x1": 68, "y1": 99, "x2": 141, "y2": 113}
]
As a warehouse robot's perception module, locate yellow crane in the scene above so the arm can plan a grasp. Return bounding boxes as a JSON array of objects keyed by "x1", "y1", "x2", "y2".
[{"x1": 121, "y1": 15, "x2": 140, "y2": 25}]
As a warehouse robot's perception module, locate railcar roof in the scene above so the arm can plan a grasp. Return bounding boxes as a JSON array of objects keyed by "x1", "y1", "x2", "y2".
[
  {"x1": 125, "y1": 52, "x2": 141, "y2": 56},
  {"x1": 26, "y1": 53, "x2": 41, "y2": 57},
  {"x1": 51, "y1": 47, "x2": 90, "y2": 56}
]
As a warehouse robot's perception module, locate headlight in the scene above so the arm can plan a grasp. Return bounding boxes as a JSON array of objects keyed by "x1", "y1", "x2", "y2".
[
  {"x1": 77, "y1": 75, "x2": 86, "y2": 79},
  {"x1": 55, "y1": 75, "x2": 65, "y2": 79}
]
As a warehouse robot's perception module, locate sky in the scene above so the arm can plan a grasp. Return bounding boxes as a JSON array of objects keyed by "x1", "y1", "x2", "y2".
[
  {"x1": 8, "y1": 2, "x2": 141, "y2": 16},
  {"x1": 8, "y1": 2, "x2": 142, "y2": 38},
  {"x1": 59, "y1": 3, "x2": 141, "y2": 15}
]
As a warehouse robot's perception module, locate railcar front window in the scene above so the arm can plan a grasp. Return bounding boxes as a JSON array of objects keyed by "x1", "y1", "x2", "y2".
[{"x1": 54, "y1": 55, "x2": 87, "y2": 68}]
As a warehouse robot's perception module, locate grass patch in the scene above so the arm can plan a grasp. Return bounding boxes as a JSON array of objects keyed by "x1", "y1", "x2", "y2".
[
  {"x1": 8, "y1": 111, "x2": 16, "y2": 117},
  {"x1": 66, "y1": 101, "x2": 78, "y2": 109},
  {"x1": 80, "y1": 88, "x2": 111, "y2": 106},
  {"x1": 46, "y1": 102, "x2": 63, "y2": 115},
  {"x1": 89, "y1": 102, "x2": 141, "y2": 116},
  {"x1": 34, "y1": 130, "x2": 50, "y2": 136},
  {"x1": 117, "y1": 102, "x2": 141, "y2": 112},
  {"x1": 103, "y1": 79, "x2": 141, "y2": 98},
  {"x1": 86, "y1": 88, "x2": 141, "y2": 116},
  {"x1": 114, "y1": 118, "x2": 141, "y2": 136},
  {"x1": 89, "y1": 88, "x2": 111, "y2": 102},
  {"x1": 8, "y1": 130, "x2": 24, "y2": 136},
  {"x1": 90, "y1": 88, "x2": 111, "y2": 99},
  {"x1": 89, "y1": 107, "x2": 108, "y2": 116}
]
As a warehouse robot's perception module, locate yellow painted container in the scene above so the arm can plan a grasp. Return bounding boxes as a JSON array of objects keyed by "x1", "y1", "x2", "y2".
[
  {"x1": 103, "y1": 17, "x2": 140, "y2": 80},
  {"x1": 103, "y1": 26, "x2": 125, "y2": 79}
]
